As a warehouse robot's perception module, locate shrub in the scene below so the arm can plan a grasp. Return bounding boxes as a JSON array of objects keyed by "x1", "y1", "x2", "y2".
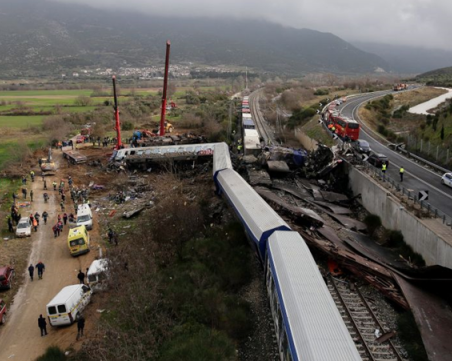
[
  {"x1": 314, "y1": 88, "x2": 329, "y2": 96},
  {"x1": 36, "y1": 346, "x2": 67, "y2": 361},
  {"x1": 364, "y1": 214, "x2": 381, "y2": 237},
  {"x1": 377, "y1": 125, "x2": 388, "y2": 136},
  {"x1": 121, "y1": 121, "x2": 134, "y2": 131}
]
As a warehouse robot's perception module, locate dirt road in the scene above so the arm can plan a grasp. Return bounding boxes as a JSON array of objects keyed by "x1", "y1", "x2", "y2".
[{"x1": 0, "y1": 154, "x2": 97, "y2": 360}]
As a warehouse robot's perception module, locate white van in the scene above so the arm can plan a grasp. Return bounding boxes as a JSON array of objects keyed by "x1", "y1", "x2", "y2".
[
  {"x1": 87, "y1": 259, "x2": 109, "y2": 292},
  {"x1": 76, "y1": 204, "x2": 93, "y2": 230},
  {"x1": 46, "y1": 285, "x2": 92, "y2": 326}
]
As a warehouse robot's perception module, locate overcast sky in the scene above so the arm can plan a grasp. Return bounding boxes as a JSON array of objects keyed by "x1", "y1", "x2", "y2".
[{"x1": 52, "y1": 0, "x2": 452, "y2": 50}]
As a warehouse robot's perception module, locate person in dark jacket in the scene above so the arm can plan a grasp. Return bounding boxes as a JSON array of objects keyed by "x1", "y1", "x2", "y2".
[
  {"x1": 28, "y1": 264, "x2": 34, "y2": 281},
  {"x1": 77, "y1": 314, "x2": 85, "y2": 338},
  {"x1": 30, "y1": 189, "x2": 34, "y2": 202},
  {"x1": 38, "y1": 314, "x2": 47, "y2": 336},
  {"x1": 42, "y1": 211, "x2": 48, "y2": 225},
  {"x1": 77, "y1": 270, "x2": 85, "y2": 284},
  {"x1": 36, "y1": 261, "x2": 45, "y2": 279},
  {"x1": 63, "y1": 213, "x2": 68, "y2": 225},
  {"x1": 7, "y1": 217, "x2": 13, "y2": 232}
]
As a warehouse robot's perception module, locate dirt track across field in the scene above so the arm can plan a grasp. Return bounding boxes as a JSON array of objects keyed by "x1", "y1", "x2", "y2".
[{"x1": 0, "y1": 152, "x2": 98, "y2": 361}]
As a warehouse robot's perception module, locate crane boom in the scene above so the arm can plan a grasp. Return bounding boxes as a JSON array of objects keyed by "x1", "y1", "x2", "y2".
[{"x1": 112, "y1": 75, "x2": 123, "y2": 149}]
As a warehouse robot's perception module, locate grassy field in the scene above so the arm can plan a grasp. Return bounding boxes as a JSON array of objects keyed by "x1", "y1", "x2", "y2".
[{"x1": 0, "y1": 115, "x2": 45, "y2": 128}]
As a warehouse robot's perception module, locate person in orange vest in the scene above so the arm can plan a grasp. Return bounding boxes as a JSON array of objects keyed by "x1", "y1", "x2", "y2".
[{"x1": 33, "y1": 217, "x2": 38, "y2": 232}]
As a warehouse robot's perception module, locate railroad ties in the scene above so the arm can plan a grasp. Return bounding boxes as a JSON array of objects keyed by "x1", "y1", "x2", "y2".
[{"x1": 327, "y1": 277, "x2": 406, "y2": 361}]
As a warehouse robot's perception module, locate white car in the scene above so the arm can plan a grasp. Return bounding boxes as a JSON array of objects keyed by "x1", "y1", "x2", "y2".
[
  {"x1": 16, "y1": 217, "x2": 32, "y2": 238},
  {"x1": 441, "y1": 173, "x2": 452, "y2": 188}
]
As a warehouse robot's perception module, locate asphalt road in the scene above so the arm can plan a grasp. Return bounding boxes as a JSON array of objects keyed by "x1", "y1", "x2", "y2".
[{"x1": 338, "y1": 92, "x2": 452, "y2": 221}]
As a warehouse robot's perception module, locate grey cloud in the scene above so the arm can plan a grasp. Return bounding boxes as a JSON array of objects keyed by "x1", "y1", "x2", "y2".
[{"x1": 51, "y1": 0, "x2": 452, "y2": 50}]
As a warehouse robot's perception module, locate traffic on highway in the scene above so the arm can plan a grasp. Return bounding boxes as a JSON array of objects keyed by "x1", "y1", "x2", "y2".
[{"x1": 337, "y1": 91, "x2": 452, "y2": 222}]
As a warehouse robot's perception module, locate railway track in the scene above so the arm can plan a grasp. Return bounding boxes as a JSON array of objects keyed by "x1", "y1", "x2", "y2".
[
  {"x1": 249, "y1": 90, "x2": 274, "y2": 145},
  {"x1": 327, "y1": 276, "x2": 406, "y2": 361}
]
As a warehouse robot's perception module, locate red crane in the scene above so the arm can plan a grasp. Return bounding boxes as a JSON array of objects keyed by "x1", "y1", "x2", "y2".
[
  {"x1": 112, "y1": 75, "x2": 123, "y2": 149},
  {"x1": 159, "y1": 40, "x2": 171, "y2": 136}
]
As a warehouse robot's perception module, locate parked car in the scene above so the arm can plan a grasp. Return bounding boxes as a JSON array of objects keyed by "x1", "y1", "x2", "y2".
[
  {"x1": 441, "y1": 173, "x2": 452, "y2": 188},
  {"x1": 0, "y1": 266, "x2": 14, "y2": 290},
  {"x1": 76, "y1": 135, "x2": 85, "y2": 144},
  {"x1": 16, "y1": 217, "x2": 32, "y2": 238},
  {"x1": 0, "y1": 299, "x2": 6, "y2": 324},
  {"x1": 367, "y1": 153, "x2": 389, "y2": 168},
  {"x1": 352, "y1": 139, "x2": 371, "y2": 154}
]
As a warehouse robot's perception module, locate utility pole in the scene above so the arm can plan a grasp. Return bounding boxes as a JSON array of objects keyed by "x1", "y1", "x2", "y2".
[
  {"x1": 159, "y1": 41, "x2": 171, "y2": 136},
  {"x1": 112, "y1": 75, "x2": 123, "y2": 150}
]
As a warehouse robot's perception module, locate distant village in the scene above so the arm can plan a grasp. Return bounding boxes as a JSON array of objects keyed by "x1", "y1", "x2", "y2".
[{"x1": 63, "y1": 64, "x2": 243, "y2": 80}]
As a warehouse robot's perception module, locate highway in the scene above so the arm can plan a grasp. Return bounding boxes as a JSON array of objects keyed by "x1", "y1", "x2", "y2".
[{"x1": 338, "y1": 92, "x2": 452, "y2": 222}]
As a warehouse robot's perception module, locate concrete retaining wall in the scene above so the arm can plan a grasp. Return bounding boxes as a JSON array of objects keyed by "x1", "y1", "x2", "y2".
[{"x1": 347, "y1": 165, "x2": 452, "y2": 268}]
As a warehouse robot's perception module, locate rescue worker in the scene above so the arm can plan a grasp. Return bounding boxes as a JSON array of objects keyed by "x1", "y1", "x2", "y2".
[
  {"x1": 30, "y1": 189, "x2": 34, "y2": 202},
  {"x1": 22, "y1": 188, "x2": 27, "y2": 199},
  {"x1": 53, "y1": 181, "x2": 57, "y2": 191},
  {"x1": 63, "y1": 213, "x2": 68, "y2": 225},
  {"x1": 43, "y1": 179, "x2": 47, "y2": 190},
  {"x1": 7, "y1": 217, "x2": 13, "y2": 232},
  {"x1": 38, "y1": 314, "x2": 47, "y2": 336},
  {"x1": 43, "y1": 192, "x2": 49, "y2": 203},
  {"x1": 28, "y1": 264, "x2": 34, "y2": 281},
  {"x1": 36, "y1": 261, "x2": 45, "y2": 279},
  {"x1": 77, "y1": 314, "x2": 85, "y2": 338},
  {"x1": 34, "y1": 212, "x2": 40, "y2": 226},
  {"x1": 381, "y1": 162, "x2": 387, "y2": 174},
  {"x1": 400, "y1": 167, "x2": 404, "y2": 182},
  {"x1": 77, "y1": 270, "x2": 85, "y2": 285},
  {"x1": 52, "y1": 224, "x2": 58, "y2": 238},
  {"x1": 30, "y1": 170, "x2": 35, "y2": 182},
  {"x1": 33, "y1": 217, "x2": 38, "y2": 232},
  {"x1": 42, "y1": 211, "x2": 48, "y2": 225},
  {"x1": 108, "y1": 228, "x2": 114, "y2": 244},
  {"x1": 22, "y1": 176, "x2": 27, "y2": 185},
  {"x1": 12, "y1": 192, "x2": 17, "y2": 203},
  {"x1": 60, "y1": 201, "x2": 65, "y2": 212}
]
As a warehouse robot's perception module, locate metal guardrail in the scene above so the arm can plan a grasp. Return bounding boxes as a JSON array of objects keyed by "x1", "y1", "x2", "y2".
[
  {"x1": 389, "y1": 145, "x2": 450, "y2": 174},
  {"x1": 360, "y1": 161, "x2": 452, "y2": 228}
]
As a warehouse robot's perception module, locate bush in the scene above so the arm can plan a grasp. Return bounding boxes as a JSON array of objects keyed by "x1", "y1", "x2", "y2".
[
  {"x1": 314, "y1": 88, "x2": 329, "y2": 96},
  {"x1": 121, "y1": 121, "x2": 134, "y2": 131},
  {"x1": 364, "y1": 214, "x2": 381, "y2": 237},
  {"x1": 36, "y1": 346, "x2": 67, "y2": 361},
  {"x1": 377, "y1": 124, "x2": 388, "y2": 136}
]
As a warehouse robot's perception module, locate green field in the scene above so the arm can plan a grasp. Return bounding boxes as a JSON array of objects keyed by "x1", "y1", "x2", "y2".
[{"x1": 0, "y1": 115, "x2": 45, "y2": 128}]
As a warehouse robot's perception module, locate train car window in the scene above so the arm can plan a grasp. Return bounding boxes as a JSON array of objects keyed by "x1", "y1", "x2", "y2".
[{"x1": 348, "y1": 123, "x2": 359, "y2": 129}]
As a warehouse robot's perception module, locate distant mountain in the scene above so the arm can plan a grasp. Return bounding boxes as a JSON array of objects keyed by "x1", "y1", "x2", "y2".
[
  {"x1": 0, "y1": 0, "x2": 389, "y2": 77},
  {"x1": 416, "y1": 66, "x2": 452, "y2": 87},
  {"x1": 352, "y1": 41, "x2": 452, "y2": 75}
]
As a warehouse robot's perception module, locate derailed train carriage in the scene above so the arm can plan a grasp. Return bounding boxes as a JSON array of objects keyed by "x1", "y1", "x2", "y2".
[{"x1": 213, "y1": 143, "x2": 361, "y2": 361}]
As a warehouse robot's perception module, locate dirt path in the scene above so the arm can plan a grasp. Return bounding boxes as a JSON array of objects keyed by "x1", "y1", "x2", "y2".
[{"x1": 0, "y1": 153, "x2": 97, "y2": 360}]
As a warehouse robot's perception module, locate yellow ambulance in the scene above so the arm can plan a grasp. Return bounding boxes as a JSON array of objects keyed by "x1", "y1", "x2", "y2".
[{"x1": 67, "y1": 225, "x2": 90, "y2": 256}]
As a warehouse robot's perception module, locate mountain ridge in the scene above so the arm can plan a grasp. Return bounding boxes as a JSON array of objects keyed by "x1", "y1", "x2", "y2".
[{"x1": 0, "y1": 0, "x2": 389, "y2": 76}]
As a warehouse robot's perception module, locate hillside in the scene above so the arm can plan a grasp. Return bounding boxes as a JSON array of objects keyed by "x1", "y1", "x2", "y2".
[
  {"x1": 0, "y1": 0, "x2": 389, "y2": 77},
  {"x1": 416, "y1": 67, "x2": 452, "y2": 87},
  {"x1": 353, "y1": 41, "x2": 452, "y2": 74}
]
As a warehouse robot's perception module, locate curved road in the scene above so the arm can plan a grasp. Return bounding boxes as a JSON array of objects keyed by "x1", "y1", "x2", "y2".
[{"x1": 339, "y1": 92, "x2": 452, "y2": 221}]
